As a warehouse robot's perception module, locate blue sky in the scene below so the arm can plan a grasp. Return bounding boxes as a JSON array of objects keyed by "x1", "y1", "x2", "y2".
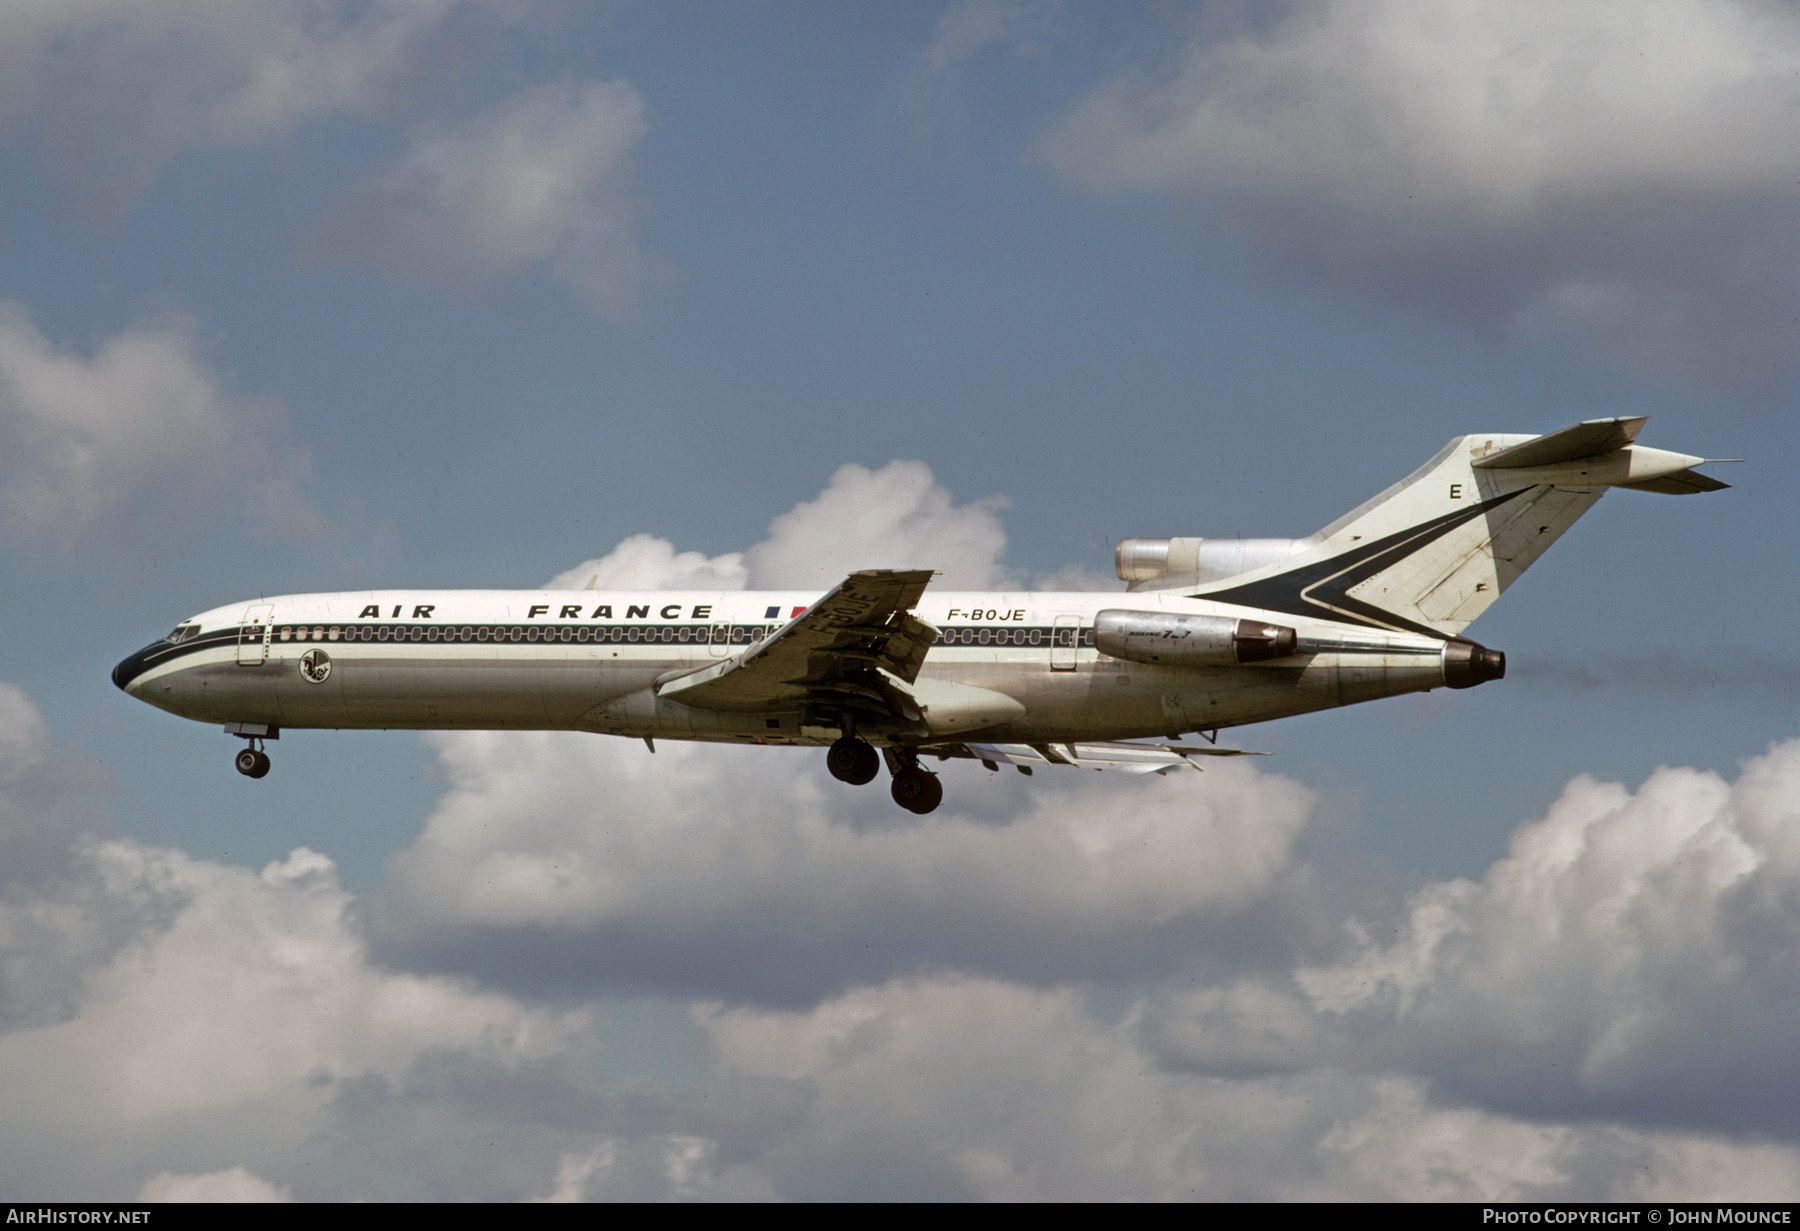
[{"x1": 2, "y1": 0, "x2": 1798, "y2": 1201}]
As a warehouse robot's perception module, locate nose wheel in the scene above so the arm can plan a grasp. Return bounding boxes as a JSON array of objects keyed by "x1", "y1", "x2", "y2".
[{"x1": 234, "y1": 744, "x2": 271, "y2": 778}]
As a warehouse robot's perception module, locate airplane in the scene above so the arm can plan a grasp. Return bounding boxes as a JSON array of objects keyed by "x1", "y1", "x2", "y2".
[{"x1": 112, "y1": 417, "x2": 1729, "y2": 813}]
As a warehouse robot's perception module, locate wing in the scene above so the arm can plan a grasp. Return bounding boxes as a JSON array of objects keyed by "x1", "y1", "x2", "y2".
[
  {"x1": 658, "y1": 569, "x2": 938, "y2": 728},
  {"x1": 942, "y1": 740, "x2": 1264, "y2": 776}
]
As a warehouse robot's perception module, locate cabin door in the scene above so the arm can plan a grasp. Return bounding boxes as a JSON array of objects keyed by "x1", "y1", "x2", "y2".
[
  {"x1": 237, "y1": 604, "x2": 274, "y2": 665},
  {"x1": 1050, "y1": 614, "x2": 1081, "y2": 671}
]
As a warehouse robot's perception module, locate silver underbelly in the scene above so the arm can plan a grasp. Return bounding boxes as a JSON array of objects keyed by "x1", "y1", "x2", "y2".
[{"x1": 134, "y1": 644, "x2": 1446, "y2": 740}]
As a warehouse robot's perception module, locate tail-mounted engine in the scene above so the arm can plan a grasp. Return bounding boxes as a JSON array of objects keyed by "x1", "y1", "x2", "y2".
[
  {"x1": 1442, "y1": 639, "x2": 1506, "y2": 689},
  {"x1": 1094, "y1": 609, "x2": 1298, "y2": 667},
  {"x1": 1114, "y1": 537, "x2": 1310, "y2": 591}
]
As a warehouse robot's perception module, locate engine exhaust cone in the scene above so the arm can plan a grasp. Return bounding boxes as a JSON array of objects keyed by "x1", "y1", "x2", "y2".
[{"x1": 1443, "y1": 639, "x2": 1506, "y2": 689}]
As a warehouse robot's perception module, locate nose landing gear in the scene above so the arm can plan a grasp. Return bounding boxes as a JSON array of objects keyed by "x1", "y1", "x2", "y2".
[
  {"x1": 235, "y1": 745, "x2": 271, "y2": 778},
  {"x1": 225, "y1": 724, "x2": 278, "y2": 779}
]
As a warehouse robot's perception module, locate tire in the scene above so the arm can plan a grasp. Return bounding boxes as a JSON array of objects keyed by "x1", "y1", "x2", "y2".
[
  {"x1": 236, "y1": 748, "x2": 271, "y2": 779},
  {"x1": 826, "y1": 737, "x2": 879, "y2": 785},
  {"x1": 890, "y1": 767, "x2": 943, "y2": 814}
]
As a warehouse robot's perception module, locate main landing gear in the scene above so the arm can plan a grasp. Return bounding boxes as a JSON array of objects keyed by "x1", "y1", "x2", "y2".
[
  {"x1": 827, "y1": 736, "x2": 880, "y2": 785},
  {"x1": 824, "y1": 734, "x2": 942, "y2": 814},
  {"x1": 888, "y1": 761, "x2": 942, "y2": 815}
]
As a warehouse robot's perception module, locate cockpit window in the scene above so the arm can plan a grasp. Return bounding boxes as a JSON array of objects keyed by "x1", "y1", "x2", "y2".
[{"x1": 165, "y1": 623, "x2": 200, "y2": 643}]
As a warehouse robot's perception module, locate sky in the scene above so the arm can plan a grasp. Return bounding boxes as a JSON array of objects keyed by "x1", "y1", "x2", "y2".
[{"x1": 1, "y1": 0, "x2": 1798, "y2": 1202}]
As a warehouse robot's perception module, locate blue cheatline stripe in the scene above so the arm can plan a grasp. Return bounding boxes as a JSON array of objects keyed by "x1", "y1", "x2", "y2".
[
  {"x1": 112, "y1": 622, "x2": 1098, "y2": 689},
  {"x1": 111, "y1": 627, "x2": 242, "y2": 688},
  {"x1": 273, "y1": 622, "x2": 1092, "y2": 649}
]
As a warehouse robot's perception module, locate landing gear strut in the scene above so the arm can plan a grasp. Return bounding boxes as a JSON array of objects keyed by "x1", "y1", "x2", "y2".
[
  {"x1": 827, "y1": 736, "x2": 880, "y2": 785},
  {"x1": 235, "y1": 744, "x2": 271, "y2": 778},
  {"x1": 225, "y1": 723, "x2": 277, "y2": 779},
  {"x1": 886, "y1": 749, "x2": 943, "y2": 815}
]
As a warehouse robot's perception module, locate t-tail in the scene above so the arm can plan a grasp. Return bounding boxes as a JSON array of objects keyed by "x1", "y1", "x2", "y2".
[{"x1": 1114, "y1": 417, "x2": 1730, "y2": 640}]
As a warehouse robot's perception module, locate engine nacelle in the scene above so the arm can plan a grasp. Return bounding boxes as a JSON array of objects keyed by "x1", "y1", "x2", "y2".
[
  {"x1": 1442, "y1": 639, "x2": 1506, "y2": 689},
  {"x1": 1114, "y1": 537, "x2": 1310, "y2": 590},
  {"x1": 1094, "y1": 610, "x2": 1298, "y2": 667}
]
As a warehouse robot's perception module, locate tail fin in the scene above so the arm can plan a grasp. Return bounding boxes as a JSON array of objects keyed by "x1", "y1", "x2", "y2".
[{"x1": 1194, "y1": 417, "x2": 1727, "y2": 638}]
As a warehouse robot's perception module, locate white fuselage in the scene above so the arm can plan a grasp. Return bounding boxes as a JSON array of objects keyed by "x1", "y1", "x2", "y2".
[{"x1": 114, "y1": 587, "x2": 1456, "y2": 746}]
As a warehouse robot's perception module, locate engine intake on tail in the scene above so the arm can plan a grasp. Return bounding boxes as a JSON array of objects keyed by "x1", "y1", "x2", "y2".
[
  {"x1": 1442, "y1": 639, "x2": 1506, "y2": 689},
  {"x1": 1094, "y1": 610, "x2": 1298, "y2": 667},
  {"x1": 1113, "y1": 537, "x2": 1311, "y2": 590}
]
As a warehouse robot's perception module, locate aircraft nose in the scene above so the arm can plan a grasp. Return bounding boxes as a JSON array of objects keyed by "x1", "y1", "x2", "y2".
[{"x1": 112, "y1": 644, "x2": 156, "y2": 693}]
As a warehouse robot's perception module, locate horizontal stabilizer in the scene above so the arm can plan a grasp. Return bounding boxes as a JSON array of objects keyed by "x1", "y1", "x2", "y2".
[
  {"x1": 1473, "y1": 416, "x2": 1645, "y2": 469},
  {"x1": 1618, "y1": 468, "x2": 1731, "y2": 495}
]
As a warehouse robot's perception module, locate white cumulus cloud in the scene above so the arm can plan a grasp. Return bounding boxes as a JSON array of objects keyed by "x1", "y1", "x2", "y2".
[
  {"x1": 2, "y1": 1, "x2": 462, "y2": 221},
  {"x1": 545, "y1": 533, "x2": 748, "y2": 593},
  {"x1": 1034, "y1": 0, "x2": 1800, "y2": 390},
  {"x1": 684, "y1": 973, "x2": 1800, "y2": 1200},
  {"x1": 0, "y1": 833, "x2": 600, "y2": 1198},
  {"x1": 745, "y1": 461, "x2": 1014, "y2": 590},
  {"x1": 377, "y1": 733, "x2": 1315, "y2": 1000},
  {"x1": 1290, "y1": 740, "x2": 1800, "y2": 1131},
  {"x1": 0, "y1": 303, "x2": 318, "y2": 545},
  {"x1": 545, "y1": 460, "x2": 1014, "y2": 594},
  {"x1": 138, "y1": 1168, "x2": 292, "y2": 1203},
  {"x1": 14, "y1": 697, "x2": 1800, "y2": 1197},
  {"x1": 0, "y1": 684, "x2": 622, "y2": 1199},
  {"x1": 313, "y1": 79, "x2": 669, "y2": 316},
  {"x1": 903, "y1": 0, "x2": 1062, "y2": 144},
  {"x1": 0, "y1": 4, "x2": 667, "y2": 316}
]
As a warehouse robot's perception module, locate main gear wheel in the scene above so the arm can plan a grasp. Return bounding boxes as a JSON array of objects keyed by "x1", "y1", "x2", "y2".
[
  {"x1": 890, "y1": 766, "x2": 943, "y2": 814},
  {"x1": 827, "y1": 737, "x2": 880, "y2": 785}
]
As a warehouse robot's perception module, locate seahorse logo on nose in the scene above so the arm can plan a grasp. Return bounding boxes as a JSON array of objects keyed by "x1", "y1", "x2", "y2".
[{"x1": 299, "y1": 648, "x2": 332, "y2": 684}]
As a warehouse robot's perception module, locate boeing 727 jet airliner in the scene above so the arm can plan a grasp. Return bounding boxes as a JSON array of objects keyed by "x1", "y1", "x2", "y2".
[{"x1": 114, "y1": 418, "x2": 1728, "y2": 813}]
